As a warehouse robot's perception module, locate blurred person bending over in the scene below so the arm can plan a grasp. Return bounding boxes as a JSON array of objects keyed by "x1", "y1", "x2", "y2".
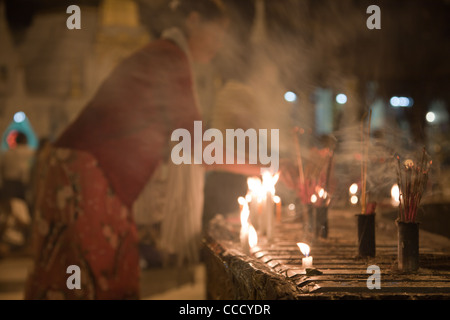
[{"x1": 25, "y1": 0, "x2": 239, "y2": 300}]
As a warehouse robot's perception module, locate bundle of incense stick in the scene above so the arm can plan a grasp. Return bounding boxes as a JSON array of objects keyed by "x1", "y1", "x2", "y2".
[
  {"x1": 395, "y1": 148, "x2": 432, "y2": 223},
  {"x1": 360, "y1": 110, "x2": 372, "y2": 214},
  {"x1": 295, "y1": 146, "x2": 334, "y2": 205}
]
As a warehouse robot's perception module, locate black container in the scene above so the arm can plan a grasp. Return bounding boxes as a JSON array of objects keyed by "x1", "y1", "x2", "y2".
[
  {"x1": 397, "y1": 220, "x2": 419, "y2": 272},
  {"x1": 306, "y1": 204, "x2": 314, "y2": 233},
  {"x1": 314, "y1": 206, "x2": 328, "y2": 239},
  {"x1": 356, "y1": 213, "x2": 376, "y2": 258}
]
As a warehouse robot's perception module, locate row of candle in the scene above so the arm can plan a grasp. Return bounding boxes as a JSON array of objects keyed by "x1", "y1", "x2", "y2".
[
  {"x1": 238, "y1": 172, "x2": 313, "y2": 269},
  {"x1": 238, "y1": 171, "x2": 279, "y2": 254},
  {"x1": 242, "y1": 172, "x2": 281, "y2": 237}
]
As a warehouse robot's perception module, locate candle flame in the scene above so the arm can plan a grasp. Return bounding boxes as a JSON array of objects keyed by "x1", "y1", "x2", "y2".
[
  {"x1": 245, "y1": 194, "x2": 252, "y2": 202},
  {"x1": 391, "y1": 184, "x2": 400, "y2": 206},
  {"x1": 297, "y1": 242, "x2": 310, "y2": 257},
  {"x1": 273, "y1": 195, "x2": 281, "y2": 204},
  {"x1": 248, "y1": 225, "x2": 258, "y2": 248},
  {"x1": 262, "y1": 171, "x2": 280, "y2": 195},
  {"x1": 247, "y1": 177, "x2": 262, "y2": 192},
  {"x1": 318, "y1": 188, "x2": 325, "y2": 198},
  {"x1": 238, "y1": 196, "x2": 247, "y2": 206}
]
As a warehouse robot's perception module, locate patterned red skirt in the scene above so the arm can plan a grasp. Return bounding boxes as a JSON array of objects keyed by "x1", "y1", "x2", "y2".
[{"x1": 25, "y1": 147, "x2": 140, "y2": 299}]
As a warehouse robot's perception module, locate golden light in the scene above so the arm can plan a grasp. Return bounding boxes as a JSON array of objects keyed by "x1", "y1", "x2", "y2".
[
  {"x1": 238, "y1": 196, "x2": 246, "y2": 206},
  {"x1": 350, "y1": 195, "x2": 359, "y2": 205},
  {"x1": 245, "y1": 194, "x2": 252, "y2": 202},
  {"x1": 262, "y1": 171, "x2": 280, "y2": 196},
  {"x1": 391, "y1": 184, "x2": 400, "y2": 206},
  {"x1": 247, "y1": 177, "x2": 262, "y2": 192},
  {"x1": 318, "y1": 188, "x2": 325, "y2": 198},
  {"x1": 248, "y1": 225, "x2": 258, "y2": 248},
  {"x1": 296, "y1": 242, "x2": 310, "y2": 257},
  {"x1": 310, "y1": 194, "x2": 317, "y2": 203},
  {"x1": 349, "y1": 183, "x2": 358, "y2": 195},
  {"x1": 273, "y1": 195, "x2": 281, "y2": 204}
]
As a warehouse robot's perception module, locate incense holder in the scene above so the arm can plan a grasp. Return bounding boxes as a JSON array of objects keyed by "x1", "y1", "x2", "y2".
[
  {"x1": 305, "y1": 204, "x2": 314, "y2": 233},
  {"x1": 396, "y1": 220, "x2": 419, "y2": 272},
  {"x1": 314, "y1": 206, "x2": 328, "y2": 239},
  {"x1": 356, "y1": 213, "x2": 376, "y2": 258}
]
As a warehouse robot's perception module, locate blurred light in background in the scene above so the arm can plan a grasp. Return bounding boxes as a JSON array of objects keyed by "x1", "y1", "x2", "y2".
[
  {"x1": 13, "y1": 111, "x2": 26, "y2": 123},
  {"x1": 390, "y1": 96, "x2": 413, "y2": 107},
  {"x1": 336, "y1": 93, "x2": 347, "y2": 104},
  {"x1": 350, "y1": 195, "x2": 359, "y2": 205},
  {"x1": 284, "y1": 91, "x2": 297, "y2": 103},
  {"x1": 349, "y1": 183, "x2": 358, "y2": 195},
  {"x1": 426, "y1": 111, "x2": 436, "y2": 123}
]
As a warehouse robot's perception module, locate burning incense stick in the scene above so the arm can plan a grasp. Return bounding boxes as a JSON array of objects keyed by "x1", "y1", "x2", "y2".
[
  {"x1": 293, "y1": 127, "x2": 305, "y2": 186},
  {"x1": 361, "y1": 110, "x2": 372, "y2": 214},
  {"x1": 395, "y1": 149, "x2": 432, "y2": 223}
]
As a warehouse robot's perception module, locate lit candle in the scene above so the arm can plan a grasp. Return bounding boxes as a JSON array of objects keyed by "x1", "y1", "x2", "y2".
[
  {"x1": 248, "y1": 225, "x2": 258, "y2": 250},
  {"x1": 240, "y1": 202, "x2": 250, "y2": 254},
  {"x1": 247, "y1": 177, "x2": 262, "y2": 229},
  {"x1": 238, "y1": 196, "x2": 246, "y2": 212},
  {"x1": 262, "y1": 171, "x2": 279, "y2": 240},
  {"x1": 297, "y1": 242, "x2": 313, "y2": 269},
  {"x1": 274, "y1": 195, "x2": 281, "y2": 223}
]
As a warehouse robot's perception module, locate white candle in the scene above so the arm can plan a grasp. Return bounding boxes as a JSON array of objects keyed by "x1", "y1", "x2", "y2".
[
  {"x1": 297, "y1": 242, "x2": 313, "y2": 269},
  {"x1": 248, "y1": 225, "x2": 258, "y2": 249},
  {"x1": 240, "y1": 230, "x2": 249, "y2": 254},
  {"x1": 302, "y1": 256, "x2": 313, "y2": 269},
  {"x1": 240, "y1": 202, "x2": 250, "y2": 254},
  {"x1": 247, "y1": 177, "x2": 262, "y2": 230},
  {"x1": 274, "y1": 195, "x2": 281, "y2": 222},
  {"x1": 262, "y1": 171, "x2": 279, "y2": 240}
]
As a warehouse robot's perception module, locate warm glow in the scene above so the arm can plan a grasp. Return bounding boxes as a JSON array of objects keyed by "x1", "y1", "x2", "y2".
[
  {"x1": 245, "y1": 194, "x2": 252, "y2": 202},
  {"x1": 273, "y1": 195, "x2": 281, "y2": 204},
  {"x1": 247, "y1": 176, "x2": 265, "y2": 202},
  {"x1": 240, "y1": 202, "x2": 250, "y2": 227},
  {"x1": 248, "y1": 225, "x2": 258, "y2": 248},
  {"x1": 349, "y1": 183, "x2": 358, "y2": 195},
  {"x1": 297, "y1": 242, "x2": 310, "y2": 257},
  {"x1": 238, "y1": 197, "x2": 246, "y2": 206},
  {"x1": 310, "y1": 194, "x2": 317, "y2": 203},
  {"x1": 350, "y1": 195, "x2": 359, "y2": 205},
  {"x1": 318, "y1": 188, "x2": 325, "y2": 198},
  {"x1": 247, "y1": 177, "x2": 262, "y2": 192},
  {"x1": 288, "y1": 203, "x2": 295, "y2": 211},
  {"x1": 262, "y1": 171, "x2": 280, "y2": 196},
  {"x1": 391, "y1": 184, "x2": 400, "y2": 206}
]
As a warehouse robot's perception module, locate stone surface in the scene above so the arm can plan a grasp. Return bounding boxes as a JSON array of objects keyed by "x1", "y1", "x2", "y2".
[{"x1": 203, "y1": 209, "x2": 450, "y2": 300}]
